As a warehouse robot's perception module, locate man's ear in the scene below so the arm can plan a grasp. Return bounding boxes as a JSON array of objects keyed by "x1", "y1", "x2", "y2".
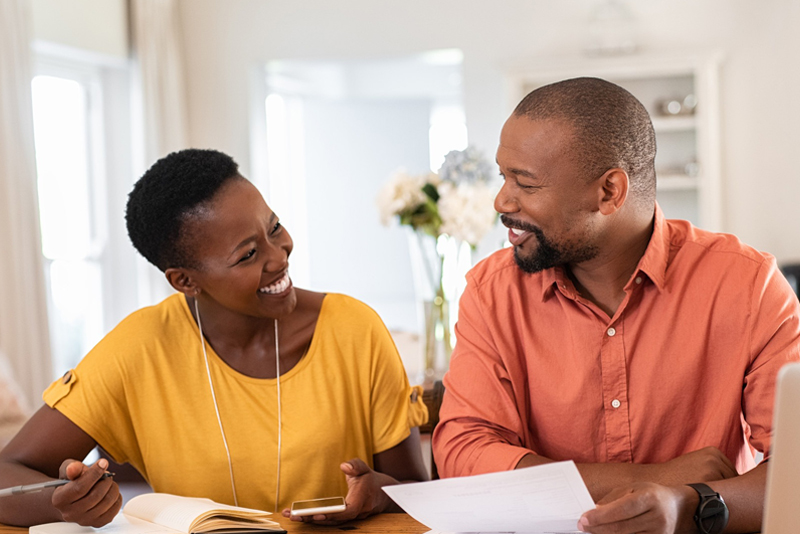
[
  {"x1": 596, "y1": 168, "x2": 629, "y2": 215},
  {"x1": 165, "y1": 268, "x2": 200, "y2": 296}
]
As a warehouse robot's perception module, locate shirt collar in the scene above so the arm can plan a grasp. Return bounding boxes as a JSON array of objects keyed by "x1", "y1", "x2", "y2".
[
  {"x1": 635, "y1": 203, "x2": 668, "y2": 292},
  {"x1": 540, "y1": 203, "x2": 669, "y2": 301}
]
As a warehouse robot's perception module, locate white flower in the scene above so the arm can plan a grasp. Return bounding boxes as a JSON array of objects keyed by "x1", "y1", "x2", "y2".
[
  {"x1": 438, "y1": 181, "x2": 498, "y2": 246},
  {"x1": 375, "y1": 169, "x2": 429, "y2": 226},
  {"x1": 438, "y1": 146, "x2": 496, "y2": 184}
]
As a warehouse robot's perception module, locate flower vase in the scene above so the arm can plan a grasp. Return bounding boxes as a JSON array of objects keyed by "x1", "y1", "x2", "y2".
[
  {"x1": 422, "y1": 287, "x2": 453, "y2": 384},
  {"x1": 409, "y1": 232, "x2": 456, "y2": 383}
]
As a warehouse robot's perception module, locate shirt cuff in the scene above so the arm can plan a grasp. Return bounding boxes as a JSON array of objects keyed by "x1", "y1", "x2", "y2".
[{"x1": 468, "y1": 441, "x2": 534, "y2": 476}]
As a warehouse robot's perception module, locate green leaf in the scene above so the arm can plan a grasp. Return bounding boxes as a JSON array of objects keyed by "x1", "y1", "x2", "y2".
[{"x1": 422, "y1": 182, "x2": 440, "y2": 202}]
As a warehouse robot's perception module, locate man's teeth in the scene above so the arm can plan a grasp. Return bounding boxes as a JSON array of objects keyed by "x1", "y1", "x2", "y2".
[
  {"x1": 259, "y1": 274, "x2": 290, "y2": 295},
  {"x1": 511, "y1": 228, "x2": 526, "y2": 236}
]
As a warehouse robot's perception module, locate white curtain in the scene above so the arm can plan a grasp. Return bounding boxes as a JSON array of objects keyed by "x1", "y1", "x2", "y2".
[
  {"x1": 0, "y1": 0, "x2": 54, "y2": 408},
  {"x1": 130, "y1": 0, "x2": 190, "y2": 305}
]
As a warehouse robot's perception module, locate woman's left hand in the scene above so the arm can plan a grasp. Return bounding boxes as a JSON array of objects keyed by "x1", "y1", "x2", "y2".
[{"x1": 281, "y1": 458, "x2": 397, "y2": 525}]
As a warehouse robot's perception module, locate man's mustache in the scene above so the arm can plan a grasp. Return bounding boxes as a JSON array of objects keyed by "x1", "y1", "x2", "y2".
[{"x1": 500, "y1": 214, "x2": 541, "y2": 235}]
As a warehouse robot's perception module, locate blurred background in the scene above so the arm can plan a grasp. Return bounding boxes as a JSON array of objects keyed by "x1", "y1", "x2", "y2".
[{"x1": 1, "y1": 0, "x2": 799, "y2": 419}]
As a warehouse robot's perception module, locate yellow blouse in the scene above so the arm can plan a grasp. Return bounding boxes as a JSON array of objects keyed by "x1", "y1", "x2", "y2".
[{"x1": 44, "y1": 293, "x2": 426, "y2": 511}]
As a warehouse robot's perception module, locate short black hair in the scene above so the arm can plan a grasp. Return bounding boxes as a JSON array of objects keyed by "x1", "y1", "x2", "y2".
[
  {"x1": 514, "y1": 77, "x2": 657, "y2": 205},
  {"x1": 126, "y1": 148, "x2": 240, "y2": 271}
]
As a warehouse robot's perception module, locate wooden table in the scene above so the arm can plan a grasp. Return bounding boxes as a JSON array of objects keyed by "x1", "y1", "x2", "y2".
[
  {"x1": 0, "y1": 513, "x2": 429, "y2": 534},
  {"x1": 274, "y1": 513, "x2": 428, "y2": 533}
]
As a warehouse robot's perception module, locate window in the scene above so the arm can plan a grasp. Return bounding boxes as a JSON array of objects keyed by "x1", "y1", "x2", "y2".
[
  {"x1": 31, "y1": 72, "x2": 106, "y2": 377},
  {"x1": 30, "y1": 53, "x2": 136, "y2": 379}
]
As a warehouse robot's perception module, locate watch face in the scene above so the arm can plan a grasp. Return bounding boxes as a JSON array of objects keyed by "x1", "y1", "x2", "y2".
[{"x1": 697, "y1": 498, "x2": 729, "y2": 534}]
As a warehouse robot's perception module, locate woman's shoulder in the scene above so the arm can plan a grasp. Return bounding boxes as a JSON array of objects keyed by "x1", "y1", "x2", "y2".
[
  {"x1": 89, "y1": 294, "x2": 192, "y2": 359},
  {"x1": 319, "y1": 293, "x2": 384, "y2": 326},
  {"x1": 112, "y1": 293, "x2": 189, "y2": 333}
]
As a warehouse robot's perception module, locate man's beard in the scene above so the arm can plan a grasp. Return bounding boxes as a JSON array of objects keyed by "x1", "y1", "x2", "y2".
[{"x1": 501, "y1": 215, "x2": 599, "y2": 274}]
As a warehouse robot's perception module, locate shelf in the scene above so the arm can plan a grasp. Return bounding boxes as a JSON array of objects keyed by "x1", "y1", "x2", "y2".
[
  {"x1": 506, "y1": 52, "x2": 721, "y2": 229},
  {"x1": 651, "y1": 116, "x2": 697, "y2": 132},
  {"x1": 657, "y1": 174, "x2": 699, "y2": 191}
]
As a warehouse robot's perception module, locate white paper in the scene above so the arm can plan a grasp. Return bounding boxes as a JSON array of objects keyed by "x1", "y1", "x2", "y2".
[{"x1": 382, "y1": 460, "x2": 594, "y2": 534}]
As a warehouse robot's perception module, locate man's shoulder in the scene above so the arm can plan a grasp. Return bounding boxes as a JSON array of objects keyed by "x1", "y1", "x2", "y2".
[
  {"x1": 667, "y1": 219, "x2": 774, "y2": 268},
  {"x1": 469, "y1": 247, "x2": 513, "y2": 282},
  {"x1": 468, "y1": 247, "x2": 545, "y2": 290}
]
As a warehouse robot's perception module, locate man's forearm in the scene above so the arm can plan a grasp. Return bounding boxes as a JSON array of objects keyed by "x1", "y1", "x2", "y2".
[
  {"x1": 518, "y1": 452, "x2": 767, "y2": 533},
  {"x1": 516, "y1": 453, "x2": 661, "y2": 501},
  {"x1": 707, "y1": 462, "x2": 766, "y2": 533}
]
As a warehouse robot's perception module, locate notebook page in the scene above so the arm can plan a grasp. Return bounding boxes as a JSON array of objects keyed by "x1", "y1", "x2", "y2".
[
  {"x1": 31, "y1": 513, "x2": 180, "y2": 534},
  {"x1": 123, "y1": 494, "x2": 268, "y2": 533}
]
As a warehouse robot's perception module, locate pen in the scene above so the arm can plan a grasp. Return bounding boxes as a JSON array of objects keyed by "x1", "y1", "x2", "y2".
[{"x1": 0, "y1": 472, "x2": 114, "y2": 497}]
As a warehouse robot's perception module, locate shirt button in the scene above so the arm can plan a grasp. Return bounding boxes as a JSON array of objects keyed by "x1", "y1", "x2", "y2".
[
  {"x1": 611, "y1": 399, "x2": 621, "y2": 408},
  {"x1": 635, "y1": 276, "x2": 643, "y2": 284},
  {"x1": 607, "y1": 327, "x2": 616, "y2": 337}
]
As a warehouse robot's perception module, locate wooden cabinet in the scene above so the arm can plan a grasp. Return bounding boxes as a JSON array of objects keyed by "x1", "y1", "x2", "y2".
[{"x1": 506, "y1": 53, "x2": 723, "y2": 231}]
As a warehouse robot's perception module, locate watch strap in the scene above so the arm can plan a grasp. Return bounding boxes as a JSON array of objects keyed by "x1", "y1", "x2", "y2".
[
  {"x1": 687, "y1": 482, "x2": 717, "y2": 498},
  {"x1": 687, "y1": 483, "x2": 729, "y2": 534}
]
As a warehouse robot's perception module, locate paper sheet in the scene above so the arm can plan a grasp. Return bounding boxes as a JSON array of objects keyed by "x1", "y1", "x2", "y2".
[{"x1": 382, "y1": 460, "x2": 594, "y2": 534}]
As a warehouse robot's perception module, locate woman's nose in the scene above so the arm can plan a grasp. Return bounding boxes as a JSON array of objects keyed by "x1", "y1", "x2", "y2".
[{"x1": 263, "y1": 242, "x2": 289, "y2": 272}]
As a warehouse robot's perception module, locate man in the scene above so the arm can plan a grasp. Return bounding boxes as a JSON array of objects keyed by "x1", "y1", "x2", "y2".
[{"x1": 432, "y1": 77, "x2": 800, "y2": 534}]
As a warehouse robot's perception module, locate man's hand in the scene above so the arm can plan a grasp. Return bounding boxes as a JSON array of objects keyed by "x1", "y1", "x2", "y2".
[
  {"x1": 649, "y1": 447, "x2": 738, "y2": 486},
  {"x1": 281, "y1": 458, "x2": 396, "y2": 525},
  {"x1": 519, "y1": 446, "x2": 738, "y2": 502},
  {"x1": 578, "y1": 482, "x2": 698, "y2": 534},
  {"x1": 51, "y1": 458, "x2": 122, "y2": 527}
]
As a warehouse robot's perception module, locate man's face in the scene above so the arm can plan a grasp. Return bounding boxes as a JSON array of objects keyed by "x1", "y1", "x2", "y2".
[{"x1": 495, "y1": 115, "x2": 601, "y2": 274}]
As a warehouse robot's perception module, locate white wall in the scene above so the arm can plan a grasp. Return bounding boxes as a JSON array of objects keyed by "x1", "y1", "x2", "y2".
[
  {"x1": 301, "y1": 98, "x2": 431, "y2": 331},
  {"x1": 31, "y1": 0, "x2": 128, "y2": 59},
  {"x1": 177, "y1": 0, "x2": 800, "y2": 266}
]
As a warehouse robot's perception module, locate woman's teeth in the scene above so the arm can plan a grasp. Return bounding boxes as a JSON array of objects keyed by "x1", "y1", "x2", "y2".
[{"x1": 259, "y1": 274, "x2": 290, "y2": 294}]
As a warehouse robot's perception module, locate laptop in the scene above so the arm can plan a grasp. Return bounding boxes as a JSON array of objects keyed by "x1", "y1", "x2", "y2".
[{"x1": 762, "y1": 362, "x2": 800, "y2": 534}]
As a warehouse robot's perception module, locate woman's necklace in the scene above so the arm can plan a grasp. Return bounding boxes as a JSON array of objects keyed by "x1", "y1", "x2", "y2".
[{"x1": 194, "y1": 298, "x2": 282, "y2": 511}]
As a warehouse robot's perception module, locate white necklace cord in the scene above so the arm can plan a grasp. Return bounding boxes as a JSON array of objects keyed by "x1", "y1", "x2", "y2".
[
  {"x1": 274, "y1": 319, "x2": 282, "y2": 514},
  {"x1": 195, "y1": 297, "x2": 240, "y2": 507}
]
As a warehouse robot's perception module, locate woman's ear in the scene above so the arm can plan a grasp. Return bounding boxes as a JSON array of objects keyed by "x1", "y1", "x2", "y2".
[
  {"x1": 596, "y1": 168, "x2": 629, "y2": 215},
  {"x1": 165, "y1": 268, "x2": 200, "y2": 296}
]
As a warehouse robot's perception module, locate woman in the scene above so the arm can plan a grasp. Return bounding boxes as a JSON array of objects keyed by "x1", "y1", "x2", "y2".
[{"x1": 0, "y1": 149, "x2": 428, "y2": 526}]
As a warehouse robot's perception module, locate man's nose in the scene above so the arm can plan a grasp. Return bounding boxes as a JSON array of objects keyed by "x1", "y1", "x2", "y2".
[{"x1": 494, "y1": 181, "x2": 519, "y2": 214}]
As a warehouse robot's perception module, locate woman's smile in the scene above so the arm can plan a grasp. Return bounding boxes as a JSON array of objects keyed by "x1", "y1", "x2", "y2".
[{"x1": 258, "y1": 272, "x2": 292, "y2": 296}]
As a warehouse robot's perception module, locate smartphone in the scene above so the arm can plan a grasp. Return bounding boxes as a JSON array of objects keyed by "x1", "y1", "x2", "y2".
[{"x1": 290, "y1": 496, "x2": 346, "y2": 517}]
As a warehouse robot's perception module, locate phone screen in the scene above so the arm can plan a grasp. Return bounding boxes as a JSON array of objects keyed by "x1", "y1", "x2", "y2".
[{"x1": 290, "y1": 496, "x2": 346, "y2": 516}]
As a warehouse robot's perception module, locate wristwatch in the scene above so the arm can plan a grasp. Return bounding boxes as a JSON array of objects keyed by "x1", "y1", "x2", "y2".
[{"x1": 687, "y1": 483, "x2": 729, "y2": 534}]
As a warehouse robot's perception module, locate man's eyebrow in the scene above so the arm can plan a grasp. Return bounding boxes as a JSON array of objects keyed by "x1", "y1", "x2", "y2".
[{"x1": 505, "y1": 166, "x2": 539, "y2": 180}]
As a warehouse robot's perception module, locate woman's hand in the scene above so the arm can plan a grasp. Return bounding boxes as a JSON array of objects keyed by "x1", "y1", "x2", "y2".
[
  {"x1": 51, "y1": 458, "x2": 122, "y2": 527},
  {"x1": 281, "y1": 458, "x2": 396, "y2": 525}
]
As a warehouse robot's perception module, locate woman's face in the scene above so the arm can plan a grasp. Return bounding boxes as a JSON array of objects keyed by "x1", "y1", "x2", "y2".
[{"x1": 179, "y1": 177, "x2": 297, "y2": 320}]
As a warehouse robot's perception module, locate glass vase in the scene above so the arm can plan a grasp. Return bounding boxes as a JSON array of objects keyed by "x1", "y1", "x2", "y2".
[
  {"x1": 422, "y1": 286, "x2": 453, "y2": 384},
  {"x1": 409, "y1": 232, "x2": 458, "y2": 384}
]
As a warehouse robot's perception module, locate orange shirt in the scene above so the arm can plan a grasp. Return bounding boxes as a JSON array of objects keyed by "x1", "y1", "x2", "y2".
[{"x1": 433, "y1": 206, "x2": 800, "y2": 478}]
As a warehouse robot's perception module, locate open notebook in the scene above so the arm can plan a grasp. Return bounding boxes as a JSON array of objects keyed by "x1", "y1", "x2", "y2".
[{"x1": 31, "y1": 493, "x2": 284, "y2": 534}]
